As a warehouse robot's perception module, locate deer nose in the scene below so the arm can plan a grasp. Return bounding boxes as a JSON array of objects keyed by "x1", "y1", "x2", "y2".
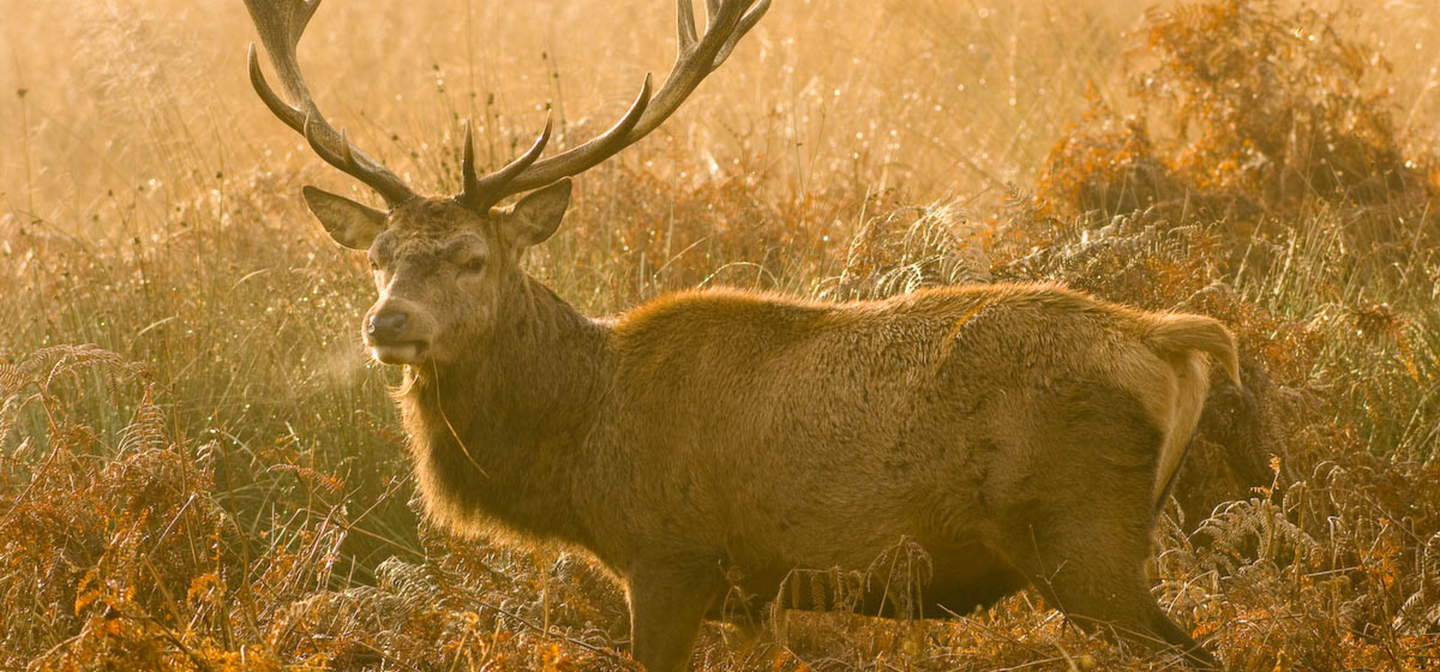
[{"x1": 367, "y1": 310, "x2": 409, "y2": 343}]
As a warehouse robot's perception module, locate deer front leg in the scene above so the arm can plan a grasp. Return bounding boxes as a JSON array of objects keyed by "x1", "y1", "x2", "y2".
[{"x1": 626, "y1": 566, "x2": 719, "y2": 672}]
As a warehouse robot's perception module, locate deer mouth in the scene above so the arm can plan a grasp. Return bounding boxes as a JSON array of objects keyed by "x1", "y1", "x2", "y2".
[{"x1": 370, "y1": 341, "x2": 428, "y2": 366}]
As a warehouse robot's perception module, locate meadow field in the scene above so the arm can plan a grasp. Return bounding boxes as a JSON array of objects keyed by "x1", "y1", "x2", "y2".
[{"x1": 3, "y1": 0, "x2": 1440, "y2": 669}]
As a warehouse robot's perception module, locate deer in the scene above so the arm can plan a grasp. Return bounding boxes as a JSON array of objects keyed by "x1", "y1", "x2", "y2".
[{"x1": 242, "y1": 0, "x2": 1234, "y2": 669}]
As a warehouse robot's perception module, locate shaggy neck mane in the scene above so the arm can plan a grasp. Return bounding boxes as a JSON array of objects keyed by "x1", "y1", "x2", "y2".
[{"x1": 398, "y1": 274, "x2": 609, "y2": 546}]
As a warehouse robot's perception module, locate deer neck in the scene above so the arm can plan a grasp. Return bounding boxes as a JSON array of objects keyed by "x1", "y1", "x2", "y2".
[{"x1": 399, "y1": 273, "x2": 609, "y2": 545}]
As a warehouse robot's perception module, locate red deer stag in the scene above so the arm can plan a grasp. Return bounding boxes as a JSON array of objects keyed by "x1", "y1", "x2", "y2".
[{"x1": 243, "y1": 0, "x2": 1233, "y2": 669}]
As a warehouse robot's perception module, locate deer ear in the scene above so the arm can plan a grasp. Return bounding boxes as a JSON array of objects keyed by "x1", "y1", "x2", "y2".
[
  {"x1": 302, "y1": 186, "x2": 387, "y2": 250},
  {"x1": 504, "y1": 178, "x2": 572, "y2": 249}
]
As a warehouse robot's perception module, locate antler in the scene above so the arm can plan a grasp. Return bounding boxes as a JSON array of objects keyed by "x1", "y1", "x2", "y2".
[
  {"x1": 244, "y1": 0, "x2": 418, "y2": 207},
  {"x1": 457, "y1": 0, "x2": 771, "y2": 210}
]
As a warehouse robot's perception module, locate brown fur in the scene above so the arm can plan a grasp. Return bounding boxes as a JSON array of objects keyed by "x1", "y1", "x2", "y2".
[{"x1": 341, "y1": 196, "x2": 1237, "y2": 671}]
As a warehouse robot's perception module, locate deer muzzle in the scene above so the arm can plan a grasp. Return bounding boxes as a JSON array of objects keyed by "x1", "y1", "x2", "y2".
[{"x1": 363, "y1": 302, "x2": 429, "y2": 366}]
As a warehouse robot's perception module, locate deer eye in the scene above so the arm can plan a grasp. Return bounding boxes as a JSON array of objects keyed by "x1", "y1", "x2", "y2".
[{"x1": 459, "y1": 256, "x2": 485, "y2": 273}]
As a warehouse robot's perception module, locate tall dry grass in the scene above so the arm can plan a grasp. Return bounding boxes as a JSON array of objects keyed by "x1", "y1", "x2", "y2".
[{"x1": 3, "y1": 0, "x2": 1440, "y2": 669}]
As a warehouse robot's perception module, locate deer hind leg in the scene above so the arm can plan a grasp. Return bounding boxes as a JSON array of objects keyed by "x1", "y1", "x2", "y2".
[
  {"x1": 996, "y1": 462, "x2": 1220, "y2": 667},
  {"x1": 994, "y1": 384, "x2": 1221, "y2": 668},
  {"x1": 1006, "y1": 522, "x2": 1219, "y2": 669}
]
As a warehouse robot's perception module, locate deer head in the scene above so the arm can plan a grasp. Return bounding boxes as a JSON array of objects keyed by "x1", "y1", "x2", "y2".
[{"x1": 243, "y1": 0, "x2": 768, "y2": 366}]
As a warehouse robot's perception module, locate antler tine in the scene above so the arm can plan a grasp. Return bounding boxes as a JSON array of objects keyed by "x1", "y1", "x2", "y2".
[
  {"x1": 452, "y1": 76, "x2": 654, "y2": 206},
  {"x1": 301, "y1": 115, "x2": 373, "y2": 186},
  {"x1": 457, "y1": 115, "x2": 557, "y2": 210},
  {"x1": 712, "y1": 0, "x2": 770, "y2": 69},
  {"x1": 243, "y1": 0, "x2": 417, "y2": 207},
  {"x1": 677, "y1": 0, "x2": 700, "y2": 51},
  {"x1": 482, "y1": 0, "x2": 767, "y2": 197}
]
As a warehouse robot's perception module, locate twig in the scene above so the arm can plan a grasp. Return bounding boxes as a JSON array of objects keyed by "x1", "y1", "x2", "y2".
[{"x1": 475, "y1": 598, "x2": 629, "y2": 663}]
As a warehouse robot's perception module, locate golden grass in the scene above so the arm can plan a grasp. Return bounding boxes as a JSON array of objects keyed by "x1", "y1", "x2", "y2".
[{"x1": 3, "y1": 0, "x2": 1440, "y2": 669}]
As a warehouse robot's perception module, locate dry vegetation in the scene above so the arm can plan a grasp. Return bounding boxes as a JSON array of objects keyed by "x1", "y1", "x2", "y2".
[{"x1": 2, "y1": 0, "x2": 1440, "y2": 669}]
